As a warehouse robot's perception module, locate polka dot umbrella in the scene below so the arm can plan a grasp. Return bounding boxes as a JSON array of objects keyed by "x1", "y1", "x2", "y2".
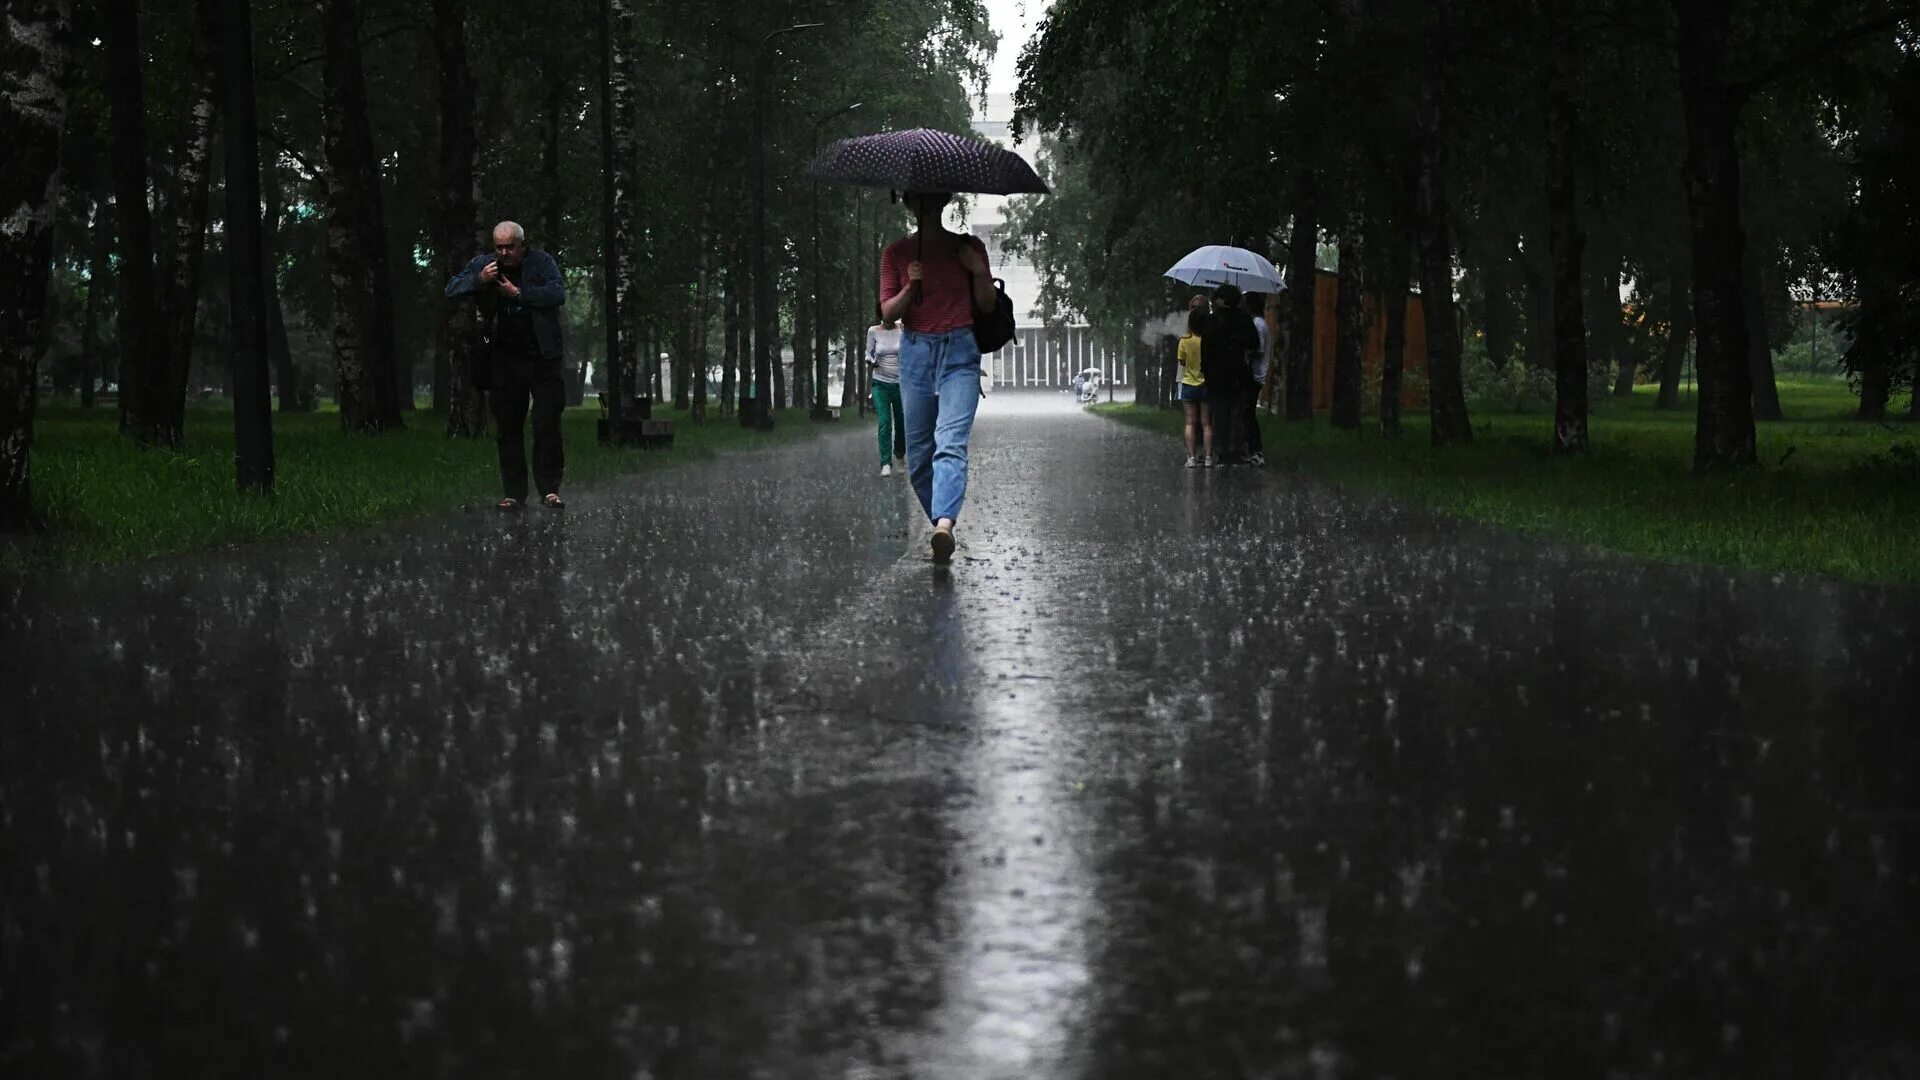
[{"x1": 806, "y1": 127, "x2": 1050, "y2": 196}]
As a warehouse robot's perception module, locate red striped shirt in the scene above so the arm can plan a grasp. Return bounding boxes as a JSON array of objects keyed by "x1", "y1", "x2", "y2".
[{"x1": 880, "y1": 232, "x2": 990, "y2": 335}]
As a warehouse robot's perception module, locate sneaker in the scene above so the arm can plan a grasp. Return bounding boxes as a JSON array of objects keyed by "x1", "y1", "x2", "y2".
[
  {"x1": 1184, "y1": 456, "x2": 1198, "y2": 469},
  {"x1": 1200, "y1": 456, "x2": 1213, "y2": 469},
  {"x1": 931, "y1": 522, "x2": 955, "y2": 565},
  {"x1": 1249, "y1": 452, "x2": 1266, "y2": 467},
  {"x1": 880, "y1": 463, "x2": 892, "y2": 477}
]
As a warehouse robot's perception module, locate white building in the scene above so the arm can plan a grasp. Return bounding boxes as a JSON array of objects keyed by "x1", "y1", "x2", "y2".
[{"x1": 958, "y1": 94, "x2": 1130, "y2": 391}]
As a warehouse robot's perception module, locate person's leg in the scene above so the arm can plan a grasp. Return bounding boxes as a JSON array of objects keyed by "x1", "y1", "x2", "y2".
[
  {"x1": 491, "y1": 371, "x2": 532, "y2": 502},
  {"x1": 1201, "y1": 400, "x2": 1214, "y2": 461},
  {"x1": 530, "y1": 368, "x2": 566, "y2": 497},
  {"x1": 1183, "y1": 400, "x2": 1197, "y2": 457},
  {"x1": 929, "y1": 331, "x2": 982, "y2": 524},
  {"x1": 1245, "y1": 382, "x2": 1264, "y2": 455},
  {"x1": 896, "y1": 334, "x2": 939, "y2": 521},
  {"x1": 873, "y1": 380, "x2": 896, "y2": 465},
  {"x1": 890, "y1": 391, "x2": 906, "y2": 460},
  {"x1": 1215, "y1": 389, "x2": 1242, "y2": 463}
]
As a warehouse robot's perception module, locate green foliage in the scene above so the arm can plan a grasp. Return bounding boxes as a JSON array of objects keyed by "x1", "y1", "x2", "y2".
[{"x1": 1096, "y1": 376, "x2": 1920, "y2": 584}]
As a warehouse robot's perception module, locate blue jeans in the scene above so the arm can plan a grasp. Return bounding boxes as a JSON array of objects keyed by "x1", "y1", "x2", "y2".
[{"x1": 899, "y1": 326, "x2": 981, "y2": 524}]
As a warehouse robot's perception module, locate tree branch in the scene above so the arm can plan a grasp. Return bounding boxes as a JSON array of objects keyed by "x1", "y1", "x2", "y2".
[
  {"x1": 1733, "y1": 5, "x2": 1920, "y2": 99},
  {"x1": 259, "y1": 128, "x2": 320, "y2": 175},
  {"x1": 263, "y1": 20, "x2": 427, "y2": 81}
]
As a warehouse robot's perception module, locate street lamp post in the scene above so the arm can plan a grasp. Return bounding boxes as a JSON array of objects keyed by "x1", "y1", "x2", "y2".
[
  {"x1": 811, "y1": 101, "x2": 862, "y2": 420},
  {"x1": 744, "y1": 21, "x2": 824, "y2": 431}
]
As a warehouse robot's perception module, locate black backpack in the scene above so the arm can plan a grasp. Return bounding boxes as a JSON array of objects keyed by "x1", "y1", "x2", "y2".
[{"x1": 970, "y1": 273, "x2": 1017, "y2": 354}]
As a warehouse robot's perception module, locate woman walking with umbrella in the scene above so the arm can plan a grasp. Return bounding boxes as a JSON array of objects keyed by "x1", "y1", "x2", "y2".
[
  {"x1": 809, "y1": 128, "x2": 1047, "y2": 566},
  {"x1": 879, "y1": 191, "x2": 995, "y2": 563}
]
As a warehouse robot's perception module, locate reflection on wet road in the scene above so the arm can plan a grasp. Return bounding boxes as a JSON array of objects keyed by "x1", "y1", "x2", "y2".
[{"x1": 4, "y1": 391, "x2": 1917, "y2": 1077}]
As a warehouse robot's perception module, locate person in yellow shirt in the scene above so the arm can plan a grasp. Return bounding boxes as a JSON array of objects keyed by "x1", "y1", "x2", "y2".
[{"x1": 1178, "y1": 308, "x2": 1213, "y2": 467}]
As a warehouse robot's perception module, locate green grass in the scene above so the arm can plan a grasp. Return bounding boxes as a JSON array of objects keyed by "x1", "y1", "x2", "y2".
[
  {"x1": 1097, "y1": 376, "x2": 1920, "y2": 585},
  {"x1": 6, "y1": 404, "x2": 834, "y2": 568}
]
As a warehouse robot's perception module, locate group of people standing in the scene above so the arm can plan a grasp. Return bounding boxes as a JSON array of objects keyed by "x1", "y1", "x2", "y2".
[{"x1": 1175, "y1": 284, "x2": 1269, "y2": 469}]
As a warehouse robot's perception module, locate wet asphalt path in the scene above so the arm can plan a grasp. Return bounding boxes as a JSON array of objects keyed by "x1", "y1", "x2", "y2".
[{"x1": 4, "y1": 392, "x2": 1917, "y2": 1078}]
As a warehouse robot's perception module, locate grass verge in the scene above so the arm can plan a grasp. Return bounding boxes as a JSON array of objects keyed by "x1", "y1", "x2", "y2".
[
  {"x1": 7, "y1": 404, "x2": 836, "y2": 569},
  {"x1": 1096, "y1": 378, "x2": 1920, "y2": 585}
]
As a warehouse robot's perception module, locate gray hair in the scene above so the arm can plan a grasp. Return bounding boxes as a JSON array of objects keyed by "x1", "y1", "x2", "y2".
[{"x1": 492, "y1": 221, "x2": 526, "y2": 244}]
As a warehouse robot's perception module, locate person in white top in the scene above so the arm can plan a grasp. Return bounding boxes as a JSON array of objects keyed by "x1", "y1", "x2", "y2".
[
  {"x1": 866, "y1": 305, "x2": 906, "y2": 477},
  {"x1": 1245, "y1": 293, "x2": 1270, "y2": 466}
]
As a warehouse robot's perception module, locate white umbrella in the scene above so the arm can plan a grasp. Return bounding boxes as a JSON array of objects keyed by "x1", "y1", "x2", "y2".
[{"x1": 1164, "y1": 245, "x2": 1285, "y2": 292}]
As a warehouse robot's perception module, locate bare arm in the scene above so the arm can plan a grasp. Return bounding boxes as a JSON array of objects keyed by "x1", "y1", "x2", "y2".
[{"x1": 959, "y1": 238, "x2": 996, "y2": 309}]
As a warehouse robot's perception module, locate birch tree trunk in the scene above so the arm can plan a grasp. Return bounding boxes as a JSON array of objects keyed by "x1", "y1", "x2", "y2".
[
  {"x1": 0, "y1": 0, "x2": 70, "y2": 528},
  {"x1": 81, "y1": 162, "x2": 112, "y2": 410},
  {"x1": 720, "y1": 262, "x2": 739, "y2": 418},
  {"x1": 261, "y1": 162, "x2": 307, "y2": 411},
  {"x1": 157, "y1": 0, "x2": 220, "y2": 440},
  {"x1": 607, "y1": 0, "x2": 642, "y2": 416}
]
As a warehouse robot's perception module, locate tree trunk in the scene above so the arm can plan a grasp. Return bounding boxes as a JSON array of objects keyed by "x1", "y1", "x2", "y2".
[
  {"x1": 1611, "y1": 345, "x2": 1638, "y2": 397},
  {"x1": 1481, "y1": 231, "x2": 1518, "y2": 373},
  {"x1": 1548, "y1": 71, "x2": 1590, "y2": 454},
  {"x1": 1522, "y1": 236, "x2": 1553, "y2": 372},
  {"x1": 219, "y1": 0, "x2": 272, "y2": 491},
  {"x1": 772, "y1": 278, "x2": 789, "y2": 410},
  {"x1": 1858, "y1": 359, "x2": 1891, "y2": 421},
  {"x1": 720, "y1": 264, "x2": 739, "y2": 418},
  {"x1": 1331, "y1": 228, "x2": 1364, "y2": 429},
  {"x1": 104, "y1": 0, "x2": 170, "y2": 445},
  {"x1": 1674, "y1": 0, "x2": 1756, "y2": 468},
  {"x1": 540, "y1": 51, "x2": 564, "y2": 268},
  {"x1": 261, "y1": 163, "x2": 307, "y2": 412},
  {"x1": 320, "y1": 0, "x2": 400, "y2": 432},
  {"x1": 1284, "y1": 195, "x2": 1318, "y2": 421},
  {"x1": 1584, "y1": 233, "x2": 1633, "y2": 397},
  {"x1": 651, "y1": 324, "x2": 664, "y2": 400},
  {"x1": 685, "y1": 162, "x2": 726, "y2": 422},
  {"x1": 597, "y1": 0, "x2": 618, "y2": 416},
  {"x1": 1656, "y1": 272, "x2": 1693, "y2": 409},
  {"x1": 432, "y1": 0, "x2": 485, "y2": 436},
  {"x1": 81, "y1": 166, "x2": 112, "y2": 410},
  {"x1": 1415, "y1": 20, "x2": 1473, "y2": 446},
  {"x1": 672, "y1": 318, "x2": 692, "y2": 410},
  {"x1": 157, "y1": 0, "x2": 220, "y2": 439},
  {"x1": 1744, "y1": 237, "x2": 1783, "y2": 421},
  {"x1": 1379, "y1": 238, "x2": 1411, "y2": 439},
  {"x1": 607, "y1": 0, "x2": 642, "y2": 418},
  {"x1": 788, "y1": 310, "x2": 809, "y2": 416},
  {"x1": 0, "y1": 0, "x2": 70, "y2": 529}
]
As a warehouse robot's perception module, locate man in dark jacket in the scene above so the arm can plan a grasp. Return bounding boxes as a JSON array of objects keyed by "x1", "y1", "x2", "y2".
[
  {"x1": 446, "y1": 221, "x2": 569, "y2": 510},
  {"x1": 1201, "y1": 284, "x2": 1259, "y2": 465}
]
